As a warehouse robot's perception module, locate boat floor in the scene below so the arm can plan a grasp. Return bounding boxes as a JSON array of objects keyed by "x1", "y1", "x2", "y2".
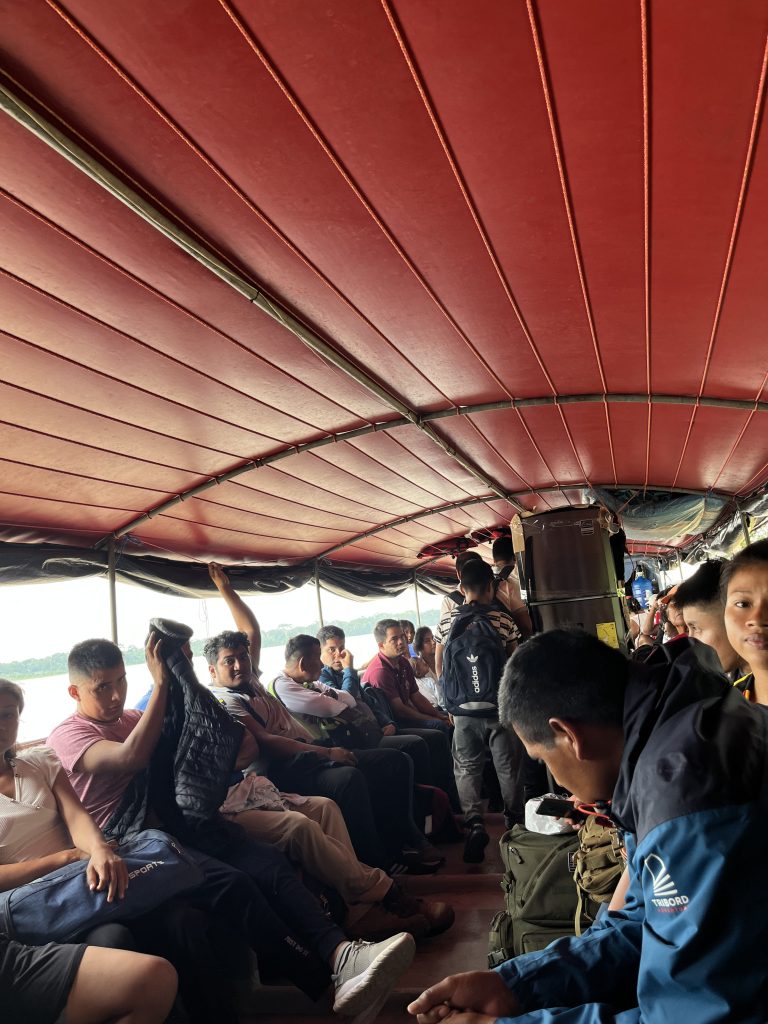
[{"x1": 240, "y1": 814, "x2": 506, "y2": 1024}]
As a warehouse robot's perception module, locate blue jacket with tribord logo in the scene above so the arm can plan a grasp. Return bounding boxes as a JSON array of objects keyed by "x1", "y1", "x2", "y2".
[{"x1": 495, "y1": 638, "x2": 768, "y2": 1023}]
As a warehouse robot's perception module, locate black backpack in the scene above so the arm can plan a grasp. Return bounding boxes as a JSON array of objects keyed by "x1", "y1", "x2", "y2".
[{"x1": 442, "y1": 603, "x2": 506, "y2": 717}]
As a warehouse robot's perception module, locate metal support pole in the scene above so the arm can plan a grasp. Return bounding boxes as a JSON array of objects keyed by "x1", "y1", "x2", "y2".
[
  {"x1": 413, "y1": 572, "x2": 422, "y2": 626},
  {"x1": 314, "y1": 562, "x2": 324, "y2": 628},
  {"x1": 675, "y1": 551, "x2": 684, "y2": 584},
  {"x1": 737, "y1": 503, "x2": 751, "y2": 547},
  {"x1": 107, "y1": 538, "x2": 118, "y2": 644}
]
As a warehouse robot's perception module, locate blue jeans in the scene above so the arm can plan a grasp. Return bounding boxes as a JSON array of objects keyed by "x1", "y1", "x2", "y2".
[{"x1": 397, "y1": 716, "x2": 451, "y2": 737}]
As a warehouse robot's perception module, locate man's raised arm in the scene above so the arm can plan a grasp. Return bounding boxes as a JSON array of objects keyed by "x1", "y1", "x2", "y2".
[{"x1": 209, "y1": 562, "x2": 262, "y2": 668}]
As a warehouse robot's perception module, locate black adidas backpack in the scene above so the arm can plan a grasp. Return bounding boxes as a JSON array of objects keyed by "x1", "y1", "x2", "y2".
[{"x1": 442, "y1": 602, "x2": 507, "y2": 717}]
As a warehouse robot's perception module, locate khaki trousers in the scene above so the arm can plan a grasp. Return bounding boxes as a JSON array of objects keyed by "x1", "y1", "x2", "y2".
[{"x1": 225, "y1": 796, "x2": 391, "y2": 922}]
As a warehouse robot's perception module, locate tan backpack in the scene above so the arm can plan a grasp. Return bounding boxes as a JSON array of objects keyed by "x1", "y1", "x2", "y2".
[{"x1": 572, "y1": 816, "x2": 625, "y2": 934}]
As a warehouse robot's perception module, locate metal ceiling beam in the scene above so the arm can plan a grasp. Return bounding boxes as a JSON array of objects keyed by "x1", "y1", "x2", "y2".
[
  {"x1": 313, "y1": 482, "x2": 733, "y2": 558},
  {"x1": 317, "y1": 495, "x2": 510, "y2": 558},
  {"x1": 0, "y1": 82, "x2": 519, "y2": 546},
  {"x1": 70, "y1": 389, "x2": 759, "y2": 548}
]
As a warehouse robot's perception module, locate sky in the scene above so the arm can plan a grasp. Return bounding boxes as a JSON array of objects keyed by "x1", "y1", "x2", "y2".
[{"x1": 0, "y1": 574, "x2": 444, "y2": 664}]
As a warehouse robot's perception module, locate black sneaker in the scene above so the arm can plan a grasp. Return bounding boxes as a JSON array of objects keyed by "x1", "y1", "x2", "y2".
[{"x1": 463, "y1": 823, "x2": 489, "y2": 864}]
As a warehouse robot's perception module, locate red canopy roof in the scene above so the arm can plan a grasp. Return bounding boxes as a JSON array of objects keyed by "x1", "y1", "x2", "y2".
[{"x1": 1, "y1": 0, "x2": 767, "y2": 570}]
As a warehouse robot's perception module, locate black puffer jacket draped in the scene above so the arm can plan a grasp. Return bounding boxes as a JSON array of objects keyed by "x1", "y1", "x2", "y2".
[{"x1": 105, "y1": 644, "x2": 243, "y2": 848}]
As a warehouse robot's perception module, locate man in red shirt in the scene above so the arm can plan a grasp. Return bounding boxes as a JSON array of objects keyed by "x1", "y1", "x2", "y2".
[{"x1": 362, "y1": 620, "x2": 451, "y2": 737}]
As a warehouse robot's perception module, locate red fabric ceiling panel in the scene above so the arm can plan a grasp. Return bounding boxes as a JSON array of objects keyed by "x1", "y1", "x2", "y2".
[
  {"x1": 0, "y1": 123, "x2": 390, "y2": 435},
  {"x1": 433, "y1": 413, "x2": 552, "y2": 495},
  {"x1": 672, "y1": 406, "x2": 768, "y2": 497},
  {"x1": 389, "y1": 0, "x2": 608, "y2": 398},
  {"x1": 531, "y1": 0, "x2": 647, "y2": 393},
  {"x1": 646, "y1": 1, "x2": 768, "y2": 395}
]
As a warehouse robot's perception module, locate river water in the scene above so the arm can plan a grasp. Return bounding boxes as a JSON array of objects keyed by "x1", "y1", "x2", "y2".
[{"x1": 13, "y1": 634, "x2": 378, "y2": 743}]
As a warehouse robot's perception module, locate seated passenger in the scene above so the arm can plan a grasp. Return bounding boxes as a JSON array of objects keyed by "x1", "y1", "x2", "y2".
[
  {"x1": 408, "y1": 629, "x2": 768, "y2": 1023},
  {"x1": 0, "y1": 679, "x2": 128, "y2": 900},
  {"x1": 362, "y1": 620, "x2": 452, "y2": 736},
  {"x1": 409, "y1": 627, "x2": 441, "y2": 708},
  {"x1": 0, "y1": 678, "x2": 241, "y2": 1024},
  {"x1": 674, "y1": 560, "x2": 746, "y2": 679},
  {"x1": 400, "y1": 621, "x2": 417, "y2": 658},
  {"x1": 317, "y1": 625, "x2": 459, "y2": 808},
  {"x1": 208, "y1": 563, "x2": 454, "y2": 868},
  {"x1": 220, "y1": 769, "x2": 453, "y2": 940},
  {"x1": 635, "y1": 586, "x2": 687, "y2": 648},
  {"x1": 3, "y1": 929, "x2": 177, "y2": 1024},
  {"x1": 722, "y1": 539, "x2": 768, "y2": 704},
  {"x1": 46, "y1": 639, "x2": 414, "y2": 1018},
  {"x1": 267, "y1": 634, "x2": 443, "y2": 870}
]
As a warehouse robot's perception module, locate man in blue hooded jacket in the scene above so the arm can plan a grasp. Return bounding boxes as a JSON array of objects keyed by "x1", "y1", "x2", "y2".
[{"x1": 408, "y1": 629, "x2": 768, "y2": 1024}]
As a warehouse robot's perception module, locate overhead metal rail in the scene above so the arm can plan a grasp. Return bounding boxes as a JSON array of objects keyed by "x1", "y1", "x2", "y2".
[{"x1": 68, "y1": 391, "x2": 757, "y2": 550}]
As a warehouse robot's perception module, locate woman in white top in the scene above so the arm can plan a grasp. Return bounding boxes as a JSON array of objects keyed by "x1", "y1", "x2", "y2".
[
  {"x1": 0, "y1": 681, "x2": 127, "y2": 899},
  {"x1": 0, "y1": 678, "x2": 177, "y2": 1024},
  {"x1": 410, "y1": 627, "x2": 442, "y2": 708}
]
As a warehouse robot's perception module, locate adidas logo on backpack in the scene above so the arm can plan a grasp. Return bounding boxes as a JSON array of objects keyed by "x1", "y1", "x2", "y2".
[{"x1": 443, "y1": 605, "x2": 506, "y2": 717}]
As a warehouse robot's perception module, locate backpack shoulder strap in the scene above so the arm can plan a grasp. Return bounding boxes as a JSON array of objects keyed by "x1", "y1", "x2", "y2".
[
  {"x1": 236, "y1": 694, "x2": 267, "y2": 728},
  {"x1": 448, "y1": 589, "x2": 464, "y2": 606},
  {"x1": 446, "y1": 601, "x2": 498, "y2": 645}
]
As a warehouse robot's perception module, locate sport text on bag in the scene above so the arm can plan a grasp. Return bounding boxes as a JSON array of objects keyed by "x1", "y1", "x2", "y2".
[{"x1": 0, "y1": 830, "x2": 204, "y2": 944}]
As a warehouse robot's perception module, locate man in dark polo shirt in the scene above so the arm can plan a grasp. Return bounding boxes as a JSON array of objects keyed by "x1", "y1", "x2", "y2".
[{"x1": 362, "y1": 620, "x2": 451, "y2": 738}]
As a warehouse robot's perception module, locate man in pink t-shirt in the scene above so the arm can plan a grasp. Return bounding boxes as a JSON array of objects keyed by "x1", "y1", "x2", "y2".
[
  {"x1": 47, "y1": 634, "x2": 173, "y2": 828},
  {"x1": 48, "y1": 710, "x2": 143, "y2": 829}
]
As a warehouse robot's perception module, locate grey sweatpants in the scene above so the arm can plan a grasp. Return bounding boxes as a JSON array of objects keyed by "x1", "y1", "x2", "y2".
[{"x1": 452, "y1": 714, "x2": 523, "y2": 821}]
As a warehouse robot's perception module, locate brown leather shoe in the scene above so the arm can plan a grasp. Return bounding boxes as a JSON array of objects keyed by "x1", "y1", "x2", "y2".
[
  {"x1": 382, "y1": 884, "x2": 455, "y2": 937},
  {"x1": 346, "y1": 902, "x2": 432, "y2": 941}
]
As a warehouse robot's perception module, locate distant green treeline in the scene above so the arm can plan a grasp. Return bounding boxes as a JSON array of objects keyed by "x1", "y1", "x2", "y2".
[{"x1": 0, "y1": 608, "x2": 438, "y2": 681}]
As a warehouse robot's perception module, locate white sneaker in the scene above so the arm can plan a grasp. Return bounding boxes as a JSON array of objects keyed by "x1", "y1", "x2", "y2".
[{"x1": 332, "y1": 932, "x2": 415, "y2": 1020}]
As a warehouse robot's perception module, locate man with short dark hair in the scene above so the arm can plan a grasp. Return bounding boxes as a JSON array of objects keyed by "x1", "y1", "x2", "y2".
[
  {"x1": 206, "y1": 566, "x2": 442, "y2": 877},
  {"x1": 437, "y1": 550, "x2": 484, "y2": 624},
  {"x1": 363, "y1": 620, "x2": 451, "y2": 735},
  {"x1": 269, "y1": 634, "x2": 443, "y2": 874},
  {"x1": 434, "y1": 559, "x2": 521, "y2": 860},
  {"x1": 408, "y1": 628, "x2": 768, "y2": 1023},
  {"x1": 674, "y1": 560, "x2": 746, "y2": 679}
]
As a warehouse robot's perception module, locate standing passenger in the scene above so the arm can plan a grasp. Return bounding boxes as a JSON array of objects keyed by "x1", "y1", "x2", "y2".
[{"x1": 434, "y1": 560, "x2": 521, "y2": 860}]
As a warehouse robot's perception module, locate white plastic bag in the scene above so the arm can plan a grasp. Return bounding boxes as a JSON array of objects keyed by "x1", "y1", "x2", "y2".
[{"x1": 524, "y1": 794, "x2": 576, "y2": 835}]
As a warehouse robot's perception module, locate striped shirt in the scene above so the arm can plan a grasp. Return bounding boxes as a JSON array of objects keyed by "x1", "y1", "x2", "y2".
[{"x1": 434, "y1": 602, "x2": 520, "y2": 647}]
